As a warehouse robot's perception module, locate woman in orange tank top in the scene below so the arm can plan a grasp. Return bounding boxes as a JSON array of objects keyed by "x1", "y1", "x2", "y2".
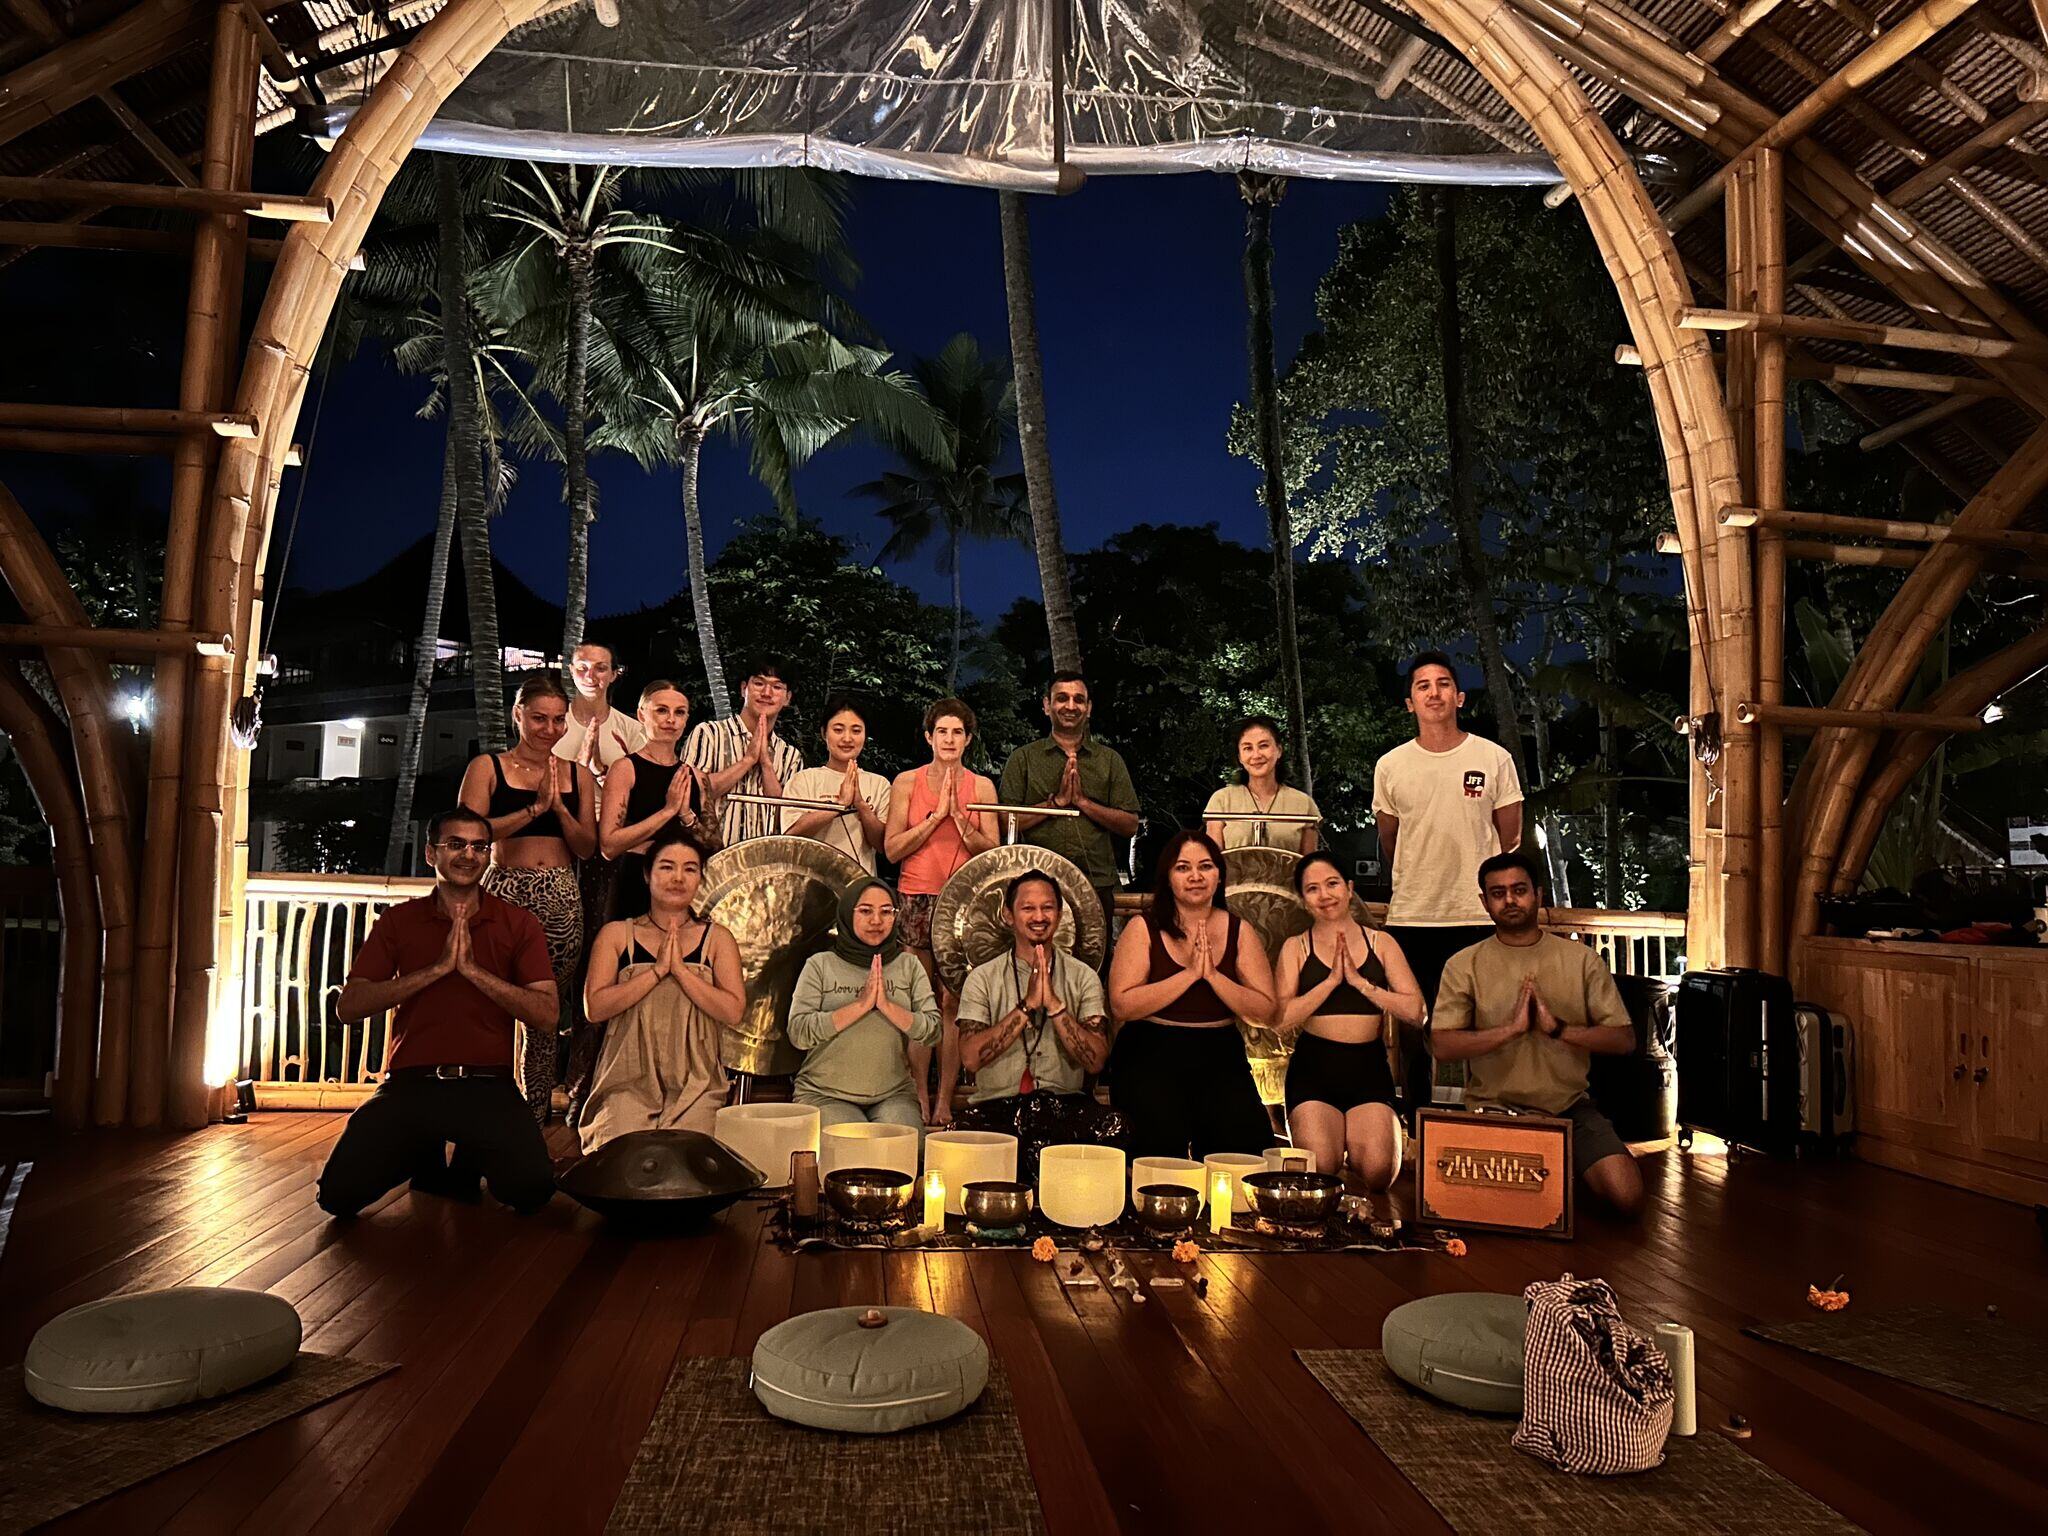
[{"x1": 884, "y1": 696, "x2": 999, "y2": 1126}]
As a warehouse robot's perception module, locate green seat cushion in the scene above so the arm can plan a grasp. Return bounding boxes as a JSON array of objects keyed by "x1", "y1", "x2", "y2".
[
  {"x1": 1382, "y1": 1291, "x2": 1526, "y2": 1415},
  {"x1": 750, "y1": 1306, "x2": 988, "y2": 1434},
  {"x1": 25, "y1": 1286, "x2": 302, "y2": 1415}
]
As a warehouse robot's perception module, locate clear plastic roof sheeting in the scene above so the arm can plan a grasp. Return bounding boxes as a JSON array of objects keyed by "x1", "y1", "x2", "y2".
[{"x1": 314, "y1": 0, "x2": 1560, "y2": 187}]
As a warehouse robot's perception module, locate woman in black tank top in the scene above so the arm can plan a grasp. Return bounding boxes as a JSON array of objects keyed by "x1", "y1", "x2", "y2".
[
  {"x1": 599, "y1": 680, "x2": 716, "y2": 921},
  {"x1": 1273, "y1": 853, "x2": 1426, "y2": 1198}
]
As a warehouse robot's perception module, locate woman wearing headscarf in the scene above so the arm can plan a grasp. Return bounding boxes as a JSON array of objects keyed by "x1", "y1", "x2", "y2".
[
  {"x1": 786, "y1": 877, "x2": 941, "y2": 1132},
  {"x1": 577, "y1": 826, "x2": 745, "y2": 1153}
]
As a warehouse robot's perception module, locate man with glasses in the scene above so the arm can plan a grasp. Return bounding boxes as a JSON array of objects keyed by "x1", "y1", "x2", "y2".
[
  {"x1": 558, "y1": 640, "x2": 647, "y2": 779},
  {"x1": 316, "y1": 808, "x2": 559, "y2": 1216},
  {"x1": 683, "y1": 658, "x2": 805, "y2": 846}
]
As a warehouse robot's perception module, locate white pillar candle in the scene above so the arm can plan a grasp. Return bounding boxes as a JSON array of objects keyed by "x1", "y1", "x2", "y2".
[
  {"x1": 923, "y1": 1170, "x2": 946, "y2": 1232},
  {"x1": 1131, "y1": 1156, "x2": 1207, "y2": 1207},
  {"x1": 1208, "y1": 1171, "x2": 1233, "y2": 1233},
  {"x1": 1038, "y1": 1144, "x2": 1126, "y2": 1228},
  {"x1": 1656, "y1": 1321, "x2": 1697, "y2": 1436},
  {"x1": 713, "y1": 1103, "x2": 821, "y2": 1187},
  {"x1": 819, "y1": 1121, "x2": 920, "y2": 1178},
  {"x1": 1205, "y1": 1153, "x2": 1265, "y2": 1213},
  {"x1": 923, "y1": 1131, "x2": 1019, "y2": 1215}
]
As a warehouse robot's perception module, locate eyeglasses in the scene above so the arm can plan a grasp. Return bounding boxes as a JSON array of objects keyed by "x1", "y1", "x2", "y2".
[{"x1": 434, "y1": 837, "x2": 493, "y2": 854}]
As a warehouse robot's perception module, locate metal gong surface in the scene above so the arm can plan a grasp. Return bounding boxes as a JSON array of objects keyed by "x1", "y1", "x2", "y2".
[
  {"x1": 1222, "y1": 847, "x2": 1374, "y2": 1106},
  {"x1": 930, "y1": 846, "x2": 1106, "y2": 995},
  {"x1": 700, "y1": 836, "x2": 867, "y2": 1076}
]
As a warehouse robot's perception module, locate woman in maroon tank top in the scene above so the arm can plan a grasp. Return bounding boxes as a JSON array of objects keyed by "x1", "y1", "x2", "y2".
[{"x1": 1107, "y1": 829, "x2": 1276, "y2": 1159}]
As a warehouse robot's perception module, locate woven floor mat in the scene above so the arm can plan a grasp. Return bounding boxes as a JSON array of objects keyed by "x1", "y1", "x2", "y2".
[{"x1": 1746, "y1": 1305, "x2": 2048, "y2": 1426}]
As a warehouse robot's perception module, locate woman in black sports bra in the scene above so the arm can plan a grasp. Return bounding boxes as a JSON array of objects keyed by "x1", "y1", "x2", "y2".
[
  {"x1": 458, "y1": 673, "x2": 600, "y2": 1121},
  {"x1": 1274, "y1": 853, "x2": 1426, "y2": 1196},
  {"x1": 598, "y1": 678, "x2": 717, "y2": 922},
  {"x1": 578, "y1": 825, "x2": 745, "y2": 1153}
]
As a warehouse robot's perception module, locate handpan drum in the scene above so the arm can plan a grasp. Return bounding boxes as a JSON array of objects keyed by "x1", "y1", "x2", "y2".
[
  {"x1": 699, "y1": 836, "x2": 867, "y2": 1076},
  {"x1": 930, "y1": 846, "x2": 1107, "y2": 995},
  {"x1": 559, "y1": 1130, "x2": 766, "y2": 1224},
  {"x1": 1223, "y1": 847, "x2": 1376, "y2": 1106}
]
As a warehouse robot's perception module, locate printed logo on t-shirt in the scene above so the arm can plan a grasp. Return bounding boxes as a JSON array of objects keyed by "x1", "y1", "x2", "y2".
[{"x1": 1463, "y1": 770, "x2": 1487, "y2": 799}]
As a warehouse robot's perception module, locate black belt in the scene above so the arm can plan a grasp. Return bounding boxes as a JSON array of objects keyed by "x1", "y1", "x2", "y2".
[{"x1": 388, "y1": 1064, "x2": 514, "y2": 1082}]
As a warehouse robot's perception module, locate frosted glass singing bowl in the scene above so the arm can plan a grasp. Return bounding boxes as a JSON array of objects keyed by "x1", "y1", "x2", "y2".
[
  {"x1": 1205, "y1": 1153, "x2": 1267, "y2": 1214},
  {"x1": 1038, "y1": 1144, "x2": 1126, "y2": 1228},
  {"x1": 1130, "y1": 1156, "x2": 1206, "y2": 1207},
  {"x1": 820, "y1": 1121, "x2": 920, "y2": 1179},
  {"x1": 713, "y1": 1103, "x2": 821, "y2": 1187},
  {"x1": 922, "y1": 1131, "x2": 1018, "y2": 1216}
]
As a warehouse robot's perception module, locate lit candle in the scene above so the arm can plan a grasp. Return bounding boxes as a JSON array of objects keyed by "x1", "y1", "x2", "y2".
[
  {"x1": 923, "y1": 1170, "x2": 946, "y2": 1233},
  {"x1": 1209, "y1": 1171, "x2": 1233, "y2": 1234}
]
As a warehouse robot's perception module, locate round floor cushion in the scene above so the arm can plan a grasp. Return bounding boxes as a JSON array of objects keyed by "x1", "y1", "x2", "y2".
[
  {"x1": 1382, "y1": 1291, "x2": 1526, "y2": 1415},
  {"x1": 25, "y1": 1286, "x2": 302, "y2": 1414},
  {"x1": 750, "y1": 1306, "x2": 989, "y2": 1433}
]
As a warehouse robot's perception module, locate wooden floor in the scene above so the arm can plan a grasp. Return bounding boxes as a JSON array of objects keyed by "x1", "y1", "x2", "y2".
[{"x1": 3, "y1": 1115, "x2": 2045, "y2": 1535}]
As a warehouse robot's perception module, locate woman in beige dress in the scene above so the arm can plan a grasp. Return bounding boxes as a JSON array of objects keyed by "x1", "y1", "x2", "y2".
[
  {"x1": 1204, "y1": 715, "x2": 1320, "y2": 855},
  {"x1": 578, "y1": 826, "x2": 746, "y2": 1152}
]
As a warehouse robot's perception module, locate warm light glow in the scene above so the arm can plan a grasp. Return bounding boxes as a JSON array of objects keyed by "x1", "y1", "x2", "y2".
[
  {"x1": 1209, "y1": 1172, "x2": 1233, "y2": 1234},
  {"x1": 819, "y1": 1121, "x2": 919, "y2": 1178},
  {"x1": 1205, "y1": 1153, "x2": 1264, "y2": 1214},
  {"x1": 923, "y1": 1130, "x2": 1017, "y2": 1215},
  {"x1": 1038, "y1": 1144, "x2": 1126, "y2": 1228},
  {"x1": 203, "y1": 998, "x2": 241, "y2": 1090},
  {"x1": 923, "y1": 1170, "x2": 946, "y2": 1230},
  {"x1": 714, "y1": 1104, "x2": 821, "y2": 1186}
]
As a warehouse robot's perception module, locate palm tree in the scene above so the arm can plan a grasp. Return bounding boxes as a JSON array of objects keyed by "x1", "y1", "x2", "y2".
[
  {"x1": 595, "y1": 251, "x2": 951, "y2": 713},
  {"x1": 998, "y1": 191, "x2": 1082, "y2": 673},
  {"x1": 1239, "y1": 171, "x2": 1313, "y2": 794},
  {"x1": 855, "y1": 334, "x2": 1031, "y2": 689}
]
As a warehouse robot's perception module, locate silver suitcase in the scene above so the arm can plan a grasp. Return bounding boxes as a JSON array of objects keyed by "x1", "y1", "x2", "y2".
[{"x1": 1792, "y1": 1004, "x2": 1855, "y2": 1146}]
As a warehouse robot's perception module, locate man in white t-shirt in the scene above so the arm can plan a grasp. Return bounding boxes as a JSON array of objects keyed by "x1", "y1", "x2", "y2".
[{"x1": 1371, "y1": 650, "x2": 1524, "y2": 1130}]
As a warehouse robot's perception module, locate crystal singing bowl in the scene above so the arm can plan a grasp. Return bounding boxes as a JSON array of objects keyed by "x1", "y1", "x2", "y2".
[
  {"x1": 1242, "y1": 1170, "x2": 1344, "y2": 1224},
  {"x1": 960, "y1": 1180, "x2": 1034, "y2": 1227},
  {"x1": 823, "y1": 1167, "x2": 918, "y2": 1224},
  {"x1": 1132, "y1": 1184, "x2": 1204, "y2": 1232}
]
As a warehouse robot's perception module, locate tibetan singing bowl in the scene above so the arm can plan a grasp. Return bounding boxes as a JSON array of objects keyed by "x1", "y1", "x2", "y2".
[
  {"x1": 1243, "y1": 1170, "x2": 1344, "y2": 1225},
  {"x1": 1132, "y1": 1183, "x2": 1204, "y2": 1232},
  {"x1": 823, "y1": 1167, "x2": 918, "y2": 1225},
  {"x1": 961, "y1": 1180, "x2": 1034, "y2": 1227}
]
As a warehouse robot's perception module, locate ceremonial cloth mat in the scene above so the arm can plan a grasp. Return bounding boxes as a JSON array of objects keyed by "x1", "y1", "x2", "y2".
[
  {"x1": 607, "y1": 1356, "x2": 1044, "y2": 1534},
  {"x1": 1298, "y1": 1349, "x2": 1860, "y2": 1534},
  {"x1": 0, "y1": 1352, "x2": 394, "y2": 1534},
  {"x1": 1746, "y1": 1305, "x2": 2048, "y2": 1426}
]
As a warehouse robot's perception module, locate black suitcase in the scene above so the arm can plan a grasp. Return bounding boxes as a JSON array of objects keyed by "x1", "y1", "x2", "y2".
[
  {"x1": 1589, "y1": 975, "x2": 1679, "y2": 1144},
  {"x1": 1676, "y1": 967, "x2": 1798, "y2": 1155}
]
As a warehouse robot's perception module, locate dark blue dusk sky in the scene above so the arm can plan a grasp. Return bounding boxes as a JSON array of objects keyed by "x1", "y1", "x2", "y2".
[{"x1": 280, "y1": 171, "x2": 1391, "y2": 624}]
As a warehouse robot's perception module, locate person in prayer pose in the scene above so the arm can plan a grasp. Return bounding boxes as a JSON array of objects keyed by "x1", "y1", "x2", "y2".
[
  {"x1": 458, "y1": 673, "x2": 599, "y2": 1120},
  {"x1": 952, "y1": 871, "x2": 1125, "y2": 1179},
  {"x1": 998, "y1": 672, "x2": 1141, "y2": 940},
  {"x1": 1372, "y1": 649, "x2": 1524, "y2": 1129},
  {"x1": 1106, "y1": 829, "x2": 1277, "y2": 1159},
  {"x1": 1429, "y1": 851, "x2": 1643, "y2": 1217},
  {"x1": 597, "y1": 679, "x2": 717, "y2": 923},
  {"x1": 558, "y1": 640, "x2": 647, "y2": 778},
  {"x1": 1204, "y1": 715, "x2": 1321, "y2": 855},
  {"x1": 883, "y1": 697, "x2": 999, "y2": 1126},
  {"x1": 779, "y1": 696, "x2": 891, "y2": 875},
  {"x1": 787, "y1": 878, "x2": 942, "y2": 1132},
  {"x1": 683, "y1": 659, "x2": 805, "y2": 846},
  {"x1": 578, "y1": 826, "x2": 745, "y2": 1152},
  {"x1": 1272, "y1": 853, "x2": 1425, "y2": 1197},
  {"x1": 317, "y1": 808, "x2": 556, "y2": 1216}
]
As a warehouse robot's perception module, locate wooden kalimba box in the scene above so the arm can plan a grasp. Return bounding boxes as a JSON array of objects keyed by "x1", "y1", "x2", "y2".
[{"x1": 1416, "y1": 1108, "x2": 1574, "y2": 1239}]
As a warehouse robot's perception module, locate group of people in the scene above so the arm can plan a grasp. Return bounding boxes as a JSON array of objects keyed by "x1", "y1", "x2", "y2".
[{"x1": 315, "y1": 645, "x2": 1643, "y2": 1225}]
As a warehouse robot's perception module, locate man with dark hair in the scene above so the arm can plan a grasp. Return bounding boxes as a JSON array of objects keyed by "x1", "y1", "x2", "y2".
[
  {"x1": 998, "y1": 672, "x2": 1141, "y2": 940},
  {"x1": 952, "y1": 869, "x2": 1124, "y2": 1177},
  {"x1": 684, "y1": 659, "x2": 804, "y2": 845},
  {"x1": 559, "y1": 640, "x2": 647, "y2": 778},
  {"x1": 1429, "y1": 851, "x2": 1643, "y2": 1217},
  {"x1": 316, "y1": 808, "x2": 558, "y2": 1216},
  {"x1": 1372, "y1": 650, "x2": 1524, "y2": 1129}
]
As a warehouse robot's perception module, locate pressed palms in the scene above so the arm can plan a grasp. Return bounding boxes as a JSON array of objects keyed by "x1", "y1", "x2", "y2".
[
  {"x1": 594, "y1": 250, "x2": 950, "y2": 713},
  {"x1": 855, "y1": 333, "x2": 1030, "y2": 690}
]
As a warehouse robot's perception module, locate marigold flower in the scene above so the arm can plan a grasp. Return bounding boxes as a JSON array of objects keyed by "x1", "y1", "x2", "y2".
[
  {"x1": 1171, "y1": 1239, "x2": 1200, "y2": 1263},
  {"x1": 1806, "y1": 1283, "x2": 1850, "y2": 1312},
  {"x1": 1031, "y1": 1236, "x2": 1057, "y2": 1263},
  {"x1": 1446, "y1": 1238, "x2": 1468, "y2": 1258}
]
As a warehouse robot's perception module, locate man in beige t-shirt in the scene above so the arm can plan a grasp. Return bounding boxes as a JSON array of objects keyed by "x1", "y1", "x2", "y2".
[{"x1": 1430, "y1": 850, "x2": 1642, "y2": 1216}]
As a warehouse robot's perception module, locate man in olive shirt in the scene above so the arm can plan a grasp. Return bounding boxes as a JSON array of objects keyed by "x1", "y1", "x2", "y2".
[
  {"x1": 1429, "y1": 850, "x2": 1643, "y2": 1217},
  {"x1": 998, "y1": 672, "x2": 1140, "y2": 938}
]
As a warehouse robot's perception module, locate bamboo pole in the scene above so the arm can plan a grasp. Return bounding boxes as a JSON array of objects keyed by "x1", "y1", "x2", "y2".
[
  {"x1": 1754, "y1": 146, "x2": 1788, "y2": 975},
  {"x1": 1677, "y1": 307, "x2": 2048, "y2": 363},
  {"x1": 0, "y1": 479, "x2": 138, "y2": 1126},
  {"x1": 0, "y1": 404, "x2": 257, "y2": 436},
  {"x1": 1720, "y1": 505, "x2": 2048, "y2": 555},
  {"x1": 1854, "y1": 393, "x2": 1977, "y2": 451},
  {"x1": 0, "y1": 220, "x2": 313, "y2": 262},
  {"x1": 1616, "y1": 342, "x2": 2013, "y2": 396},
  {"x1": 1736, "y1": 701, "x2": 1987, "y2": 733},
  {"x1": 0, "y1": 623, "x2": 231, "y2": 655},
  {"x1": 0, "y1": 175, "x2": 331, "y2": 222},
  {"x1": 0, "y1": 0, "x2": 211, "y2": 149},
  {"x1": 0, "y1": 664, "x2": 100, "y2": 1129},
  {"x1": 1887, "y1": 99, "x2": 2048, "y2": 207},
  {"x1": 1376, "y1": 33, "x2": 1430, "y2": 98},
  {"x1": 1663, "y1": 0, "x2": 1981, "y2": 230},
  {"x1": 1780, "y1": 538, "x2": 2048, "y2": 579},
  {"x1": 1698, "y1": 0, "x2": 1788, "y2": 62}
]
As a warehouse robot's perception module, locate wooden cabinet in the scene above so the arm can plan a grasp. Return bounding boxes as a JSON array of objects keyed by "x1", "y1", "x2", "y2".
[{"x1": 1798, "y1": 939, "x2": 2048, "y2": 1205}]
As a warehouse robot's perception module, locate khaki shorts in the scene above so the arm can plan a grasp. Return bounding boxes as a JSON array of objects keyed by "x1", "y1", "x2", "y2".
[{"x1": 1567, "y1": 1099, "x2": 1629, "y2": 1176}]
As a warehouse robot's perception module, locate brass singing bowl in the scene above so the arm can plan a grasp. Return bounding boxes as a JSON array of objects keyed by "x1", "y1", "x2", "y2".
[
  {"x1": 961, "y1": 1180, "x2": 1035, "y2": 1227},
  {"x1": 1132, "y1": 1183, "x2": 1204, "y2": 1232},
  {"x1": 930, "y1": 845, "x2": 1107, "y2": 995},
  {"x1": 1223, "y1": 847, "x2": 1377, "y2": 1107},
  {"x1": 699, "y1": 836, "x2": 867, "y2": 1076},
  {"x1": 823, "y1": 1167, "x2": 919, "y2": 1224},
  {"x1": 1242, "y1": 1170, "x2": 1345, "y2": 1225}
]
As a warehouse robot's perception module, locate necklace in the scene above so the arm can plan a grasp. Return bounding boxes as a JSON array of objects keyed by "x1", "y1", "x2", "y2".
[{"x1": 1008, "y1": 949, "x2": 1048, "y2": 1096}]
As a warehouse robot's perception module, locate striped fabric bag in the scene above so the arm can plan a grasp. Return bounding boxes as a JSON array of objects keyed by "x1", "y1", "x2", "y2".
[{"x1": 1512, "y1": 1274, "x2": 1674, "y2": 1475}]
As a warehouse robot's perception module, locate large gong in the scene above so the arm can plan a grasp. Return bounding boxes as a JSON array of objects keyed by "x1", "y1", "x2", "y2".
[
  {"x1": 699, "y1": 836, "x2": 867, "y2": 1076},
  {"x1": 1223, "y1": 847, "x2": 1375, "y2": 1106},
  {"x1": 930, "y1": 846, "x2": 1107, "y2": 995}
]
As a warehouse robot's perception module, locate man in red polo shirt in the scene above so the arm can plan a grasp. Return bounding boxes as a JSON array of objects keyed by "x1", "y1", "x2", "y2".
[{"x1": 316, "y1": 808, "x2": 560, "y2": 1216}]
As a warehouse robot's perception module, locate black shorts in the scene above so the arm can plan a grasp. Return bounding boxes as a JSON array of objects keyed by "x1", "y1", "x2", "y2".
[{"x1": 1284, "y1": 1031, "x2": 1397, "y2": 1115}]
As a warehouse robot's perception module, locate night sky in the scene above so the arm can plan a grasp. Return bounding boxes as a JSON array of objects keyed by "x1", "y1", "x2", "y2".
[{"x1": 277, "y1": 170, "x2": 1391, "y2": 625}]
